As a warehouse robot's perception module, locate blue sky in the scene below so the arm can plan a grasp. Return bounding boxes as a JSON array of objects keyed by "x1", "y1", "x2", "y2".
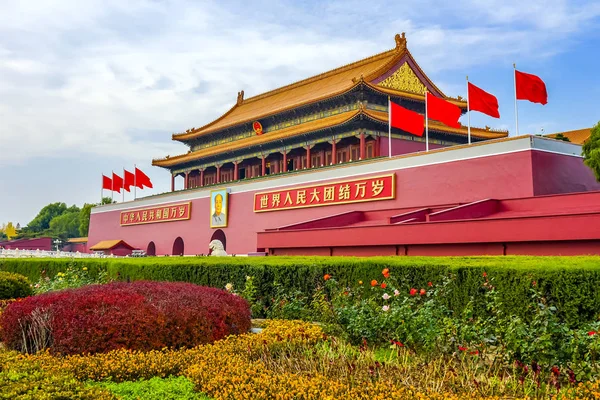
[{"x1": 1, "y1": 0, "x2": 600, "y2": 226}]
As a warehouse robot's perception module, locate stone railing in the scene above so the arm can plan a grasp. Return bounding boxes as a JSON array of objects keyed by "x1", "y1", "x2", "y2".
[{"x1": 0, "y1": 249, "x2": 110, "y2": 258}]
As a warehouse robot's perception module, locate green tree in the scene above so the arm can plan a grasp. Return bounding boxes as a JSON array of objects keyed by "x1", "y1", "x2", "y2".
[
  {"x1": 0, "y1": 231, "x2": 6, "y2": 241},
  {"x1": 27, "y1": 202, "x2": 68, "y2": 233},
  {"x1": 553, "y1": 133, "x2": 571, "y2": 142},
  {"x1": 79, "y1": 197, "x2": 115, "y2": 237},
  {"x1": 583, "y1": 121, "x2": 600, "y2": 181},
  {"x1": 49, "y1": 211, "x2": 81, "y2": 240}
]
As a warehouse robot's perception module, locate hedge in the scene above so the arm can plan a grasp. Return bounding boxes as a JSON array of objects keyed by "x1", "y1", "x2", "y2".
[{"x1": 2, "y1": 256, "x2": 600, "y2": 326}]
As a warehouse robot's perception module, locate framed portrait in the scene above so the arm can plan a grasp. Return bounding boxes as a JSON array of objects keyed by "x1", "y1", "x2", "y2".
[{"x1": 210, "y1": 189, "x2": 228, "y2": 228}]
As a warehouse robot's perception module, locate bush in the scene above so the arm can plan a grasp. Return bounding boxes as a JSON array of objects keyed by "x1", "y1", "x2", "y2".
[
  {"x1": 1, "y1": 281, "x2": 251, "y2": 355},
  {"x1": 0, "y1": 271, "x2": 32, "y2": 300}
]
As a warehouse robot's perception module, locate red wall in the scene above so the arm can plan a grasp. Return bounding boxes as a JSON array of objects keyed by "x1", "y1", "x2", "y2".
[
  {"x1": 532, "y1": 151, "x2": 600, "y2": 196},
  {"x1": 0, "y1": 237, "x2": 52, "y2": 251},
  {"x1": 62, "y1": 243, "x2": 88, "y2": 253},
  {"x1": 88, "y1": 149, "x2": 599, "y2": 256},
  {"x1": 380, "y1": 137, "x2": 444, "y2": 157}
]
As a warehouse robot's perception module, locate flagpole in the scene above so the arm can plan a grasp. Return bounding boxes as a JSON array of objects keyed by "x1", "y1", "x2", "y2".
[
  {"x1": 111, "y1": 170, "x2": 114, "y2": 202},
  {"x1": 425, "y1": 90, "x2": 429, "y2": 152},
  {"x1": 466, "y1": 76, "x2": 471, "y2": 145},
  {"x1": 134, "y1": 164, "x2": 137, "y2": 200},
  {"x1": 122, "y1": 168, "x2": 125, "y2": 203},
  {"x1": 100, "y1": 175, "x2": 103, "y2": 203},
  {"x1": 513, "y1": 63, "x2": 519, "y2": 137},
  {"x1": 388, "y1": 96, "x2": 392, "y2": 158}
]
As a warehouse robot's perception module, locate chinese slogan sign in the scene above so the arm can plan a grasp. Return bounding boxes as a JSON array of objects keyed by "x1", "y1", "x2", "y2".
[
  {"x1": 253, "y1": 174, "x2": 395, "y2": 212},
  {"x1": 120, "y1": 202, "x2": 191, "y2": 226}
]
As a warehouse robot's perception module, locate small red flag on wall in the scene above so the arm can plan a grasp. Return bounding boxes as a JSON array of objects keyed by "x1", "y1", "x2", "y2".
[
  {"x1": 112, "y1": 173, "x2": 124, "y2": 193},
  {"x1": 102, "y1": 175, "x2": 112, "y2": 191},
  {"x1": 389, "y1": 100, "x2": 424, "y2": 137},
  {"x1": 515, "y1": 70, "x2": 548, "y2": 105},
  {"x1": 468, "y1": 83, "x2": 500, "y2": 118},
  {"x1": 426, "y1": 92, "x2": 462, "y2": 128},
  {"x1": 124, "y1": 170, "x2": 135, "y2": 192},
  {"x1": 135, "y1": 167, "x2": 153, "y2": 189}
]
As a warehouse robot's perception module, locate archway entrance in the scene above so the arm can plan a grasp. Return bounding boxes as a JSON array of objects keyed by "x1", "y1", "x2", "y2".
[
  {"x1": 172, "y1": 237, "x2": 184, "y2": 256},
  {"x1": 147, "y1": 241, "x2": 156, "y2": 256},
  {"x1": 210, "y1": 229, "x2": 226, "y2": 251}
]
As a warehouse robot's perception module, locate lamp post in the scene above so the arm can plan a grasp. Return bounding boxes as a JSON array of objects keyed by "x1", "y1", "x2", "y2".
[{"x1": 53, "y1": 239, "x2": 61, "y2": 252}]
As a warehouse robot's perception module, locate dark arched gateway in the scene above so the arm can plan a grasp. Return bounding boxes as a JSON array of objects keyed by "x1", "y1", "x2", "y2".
[
  {"x1": 147, "y1": 241, "x2": 156, "y2": 256},
  {"x1": 172, "y1": 237, "x2": 184, "y2": 256},
  {"x1": 210, "y1": 229, "x2": 226, "y2": 251}
]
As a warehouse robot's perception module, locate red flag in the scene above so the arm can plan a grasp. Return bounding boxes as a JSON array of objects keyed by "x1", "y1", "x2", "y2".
[
  {"x1": 135, "y1": 167, "x2": 153, "y2": 189},
  {"x1": 389, "y1": 101, "x2": 424, "y2": 137},
  {"x1": 123, "y1": 170, "x2": 135, "y2": 192},
  {"x1": 112, "y1": 172, "x2": 123, "y2": 193},
  {"x1": 516, "y1": 70, "x2": 547, "y2": 105},
  {"x1": 102, "y1": 175, "x2": 112, "y2": 191},
  {"x1": 468, "y1": 82, "x2": 500, "y2": 118},
  {"x1": 427, "y1": 92, "x2": 462, "y2": 128}
]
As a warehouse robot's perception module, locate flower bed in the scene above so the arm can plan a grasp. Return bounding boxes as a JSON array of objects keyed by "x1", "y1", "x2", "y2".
[
  {"x1": 1, "y1": 281, "x2": 250, "y2": 354},
  {"x1": 2, "y1": 320, "x2": 599, "y2": 399}
]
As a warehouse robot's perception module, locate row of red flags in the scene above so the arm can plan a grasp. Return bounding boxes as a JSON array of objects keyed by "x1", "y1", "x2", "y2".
[
  {"x1": 102, "y1": 168, "x2": 153, "y2": 193},
  {"x1": 390, "y1": 69, "x2": 548, "y2": 137}
]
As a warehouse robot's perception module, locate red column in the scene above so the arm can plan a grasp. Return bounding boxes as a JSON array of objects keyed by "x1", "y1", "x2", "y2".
[
  {"x1": 261, "y1": 157, "x2": 266, "y2": 176},
  {"x1": 282, "y1": 152, "x2": 288, "y2": 172},
  {"x1": 306, "y1": 146, "x2": 311, "y2": 169},
  {"x1": 360, "y1": 133, "x2": 365, "y2": 160},
  {"x1": 216, "y1": 165, "x2": 221, "y2": 183},
  {"x1": 200, "y1": 169, "x2": 204, "y2": 187},
  {"x1": 331, "y1": 141, "x2": 337, "y2": 165},
  {"x1": 171, "y1": 174, "x2": 175, "y2": 192},
  {"x1": 375, "y1": 137, "x2": 380, "y2": 157},
  {"x1": 234, "y1": 162, "x2": 239, "y2": 181},
  {"x1": 184, "y1": 171, "x2": 189, "y2": 189}
]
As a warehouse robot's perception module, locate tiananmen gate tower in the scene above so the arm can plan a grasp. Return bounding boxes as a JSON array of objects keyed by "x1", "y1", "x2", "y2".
[{"x1": 88, "y1": 34, "x2": 600, "y2": 256}]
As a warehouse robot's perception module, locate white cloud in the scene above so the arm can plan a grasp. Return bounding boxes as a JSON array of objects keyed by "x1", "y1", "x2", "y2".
[{"x1": 0, "y1": 0, "x2": 598, "y2": 224}]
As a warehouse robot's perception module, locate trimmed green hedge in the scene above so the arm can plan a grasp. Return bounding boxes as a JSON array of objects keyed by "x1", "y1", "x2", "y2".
[
  {"x1": 0, "y1": 271, "x2": 32, "y2": 300},
  {"x1": 2, "y1": 256, "x2": 600, "y2": 326}
]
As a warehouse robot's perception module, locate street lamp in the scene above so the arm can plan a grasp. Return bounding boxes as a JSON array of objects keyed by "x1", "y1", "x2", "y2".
[{"x1": 53, "y1": 239, "x2": 61, "y2": 252}]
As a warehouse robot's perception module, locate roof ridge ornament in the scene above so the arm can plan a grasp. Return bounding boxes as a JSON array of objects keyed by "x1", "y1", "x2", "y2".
[
  {"x1": 395, "y1": 32, "x2": 407, "y2": 51},
  {"x1": 237, "y1": 90, "x2": 244, "y2": 105}
]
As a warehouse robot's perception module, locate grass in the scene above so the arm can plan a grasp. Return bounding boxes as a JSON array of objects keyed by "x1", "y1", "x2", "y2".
[{"x1": 91, "y1": 377, "x2": 210, "y2": 400}]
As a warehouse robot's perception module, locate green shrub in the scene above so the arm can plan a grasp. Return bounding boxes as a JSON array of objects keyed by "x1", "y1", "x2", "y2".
[
  {"x1": 0, "y1": 350, "x2": 114, "y2": 400},
  {"x1": 0, "y1": 271, "x2": 32, "y2": 300},
  {"x1": 93, "y1": 377, "x2": 210, "y2": 400},
  {"x1": 2, "y1": 256, "x2": 600, "y2": 326}
]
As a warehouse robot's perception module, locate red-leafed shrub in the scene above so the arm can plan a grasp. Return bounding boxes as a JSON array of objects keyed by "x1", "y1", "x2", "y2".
[{"x1": 0, "y1": 281, "x2": 250, "y2": 355}]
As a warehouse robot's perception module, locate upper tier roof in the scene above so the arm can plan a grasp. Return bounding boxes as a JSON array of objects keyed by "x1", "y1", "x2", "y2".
[{"x1": 173, "y1": 33, "x2": 464, "y2": 142}]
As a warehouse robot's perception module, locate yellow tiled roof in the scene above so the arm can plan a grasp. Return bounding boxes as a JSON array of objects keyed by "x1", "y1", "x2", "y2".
[
  {"x1": 153, "y1": 108, "x2": 507, "y2": 168},
  {"x1": 90, "y1": 240, "x2": 131, "y2": 251},
  {"x1": 172, "y1": 34, "x2": 457, "y2": 142},
  {"x1": 67, "y1": 237, "x2": 88, "y2": 244},
  {"x1": 546, "y1": 128, "x2": 592, "y2": 145}
]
